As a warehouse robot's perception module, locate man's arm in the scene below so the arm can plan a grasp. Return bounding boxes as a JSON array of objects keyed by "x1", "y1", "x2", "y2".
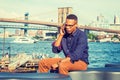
[
  {"x1": 52, "y1": 24, "x2": 65, "y2": 53},
  {"x1": 54, "y1": 34, "x2": 63, "y2": 47}
]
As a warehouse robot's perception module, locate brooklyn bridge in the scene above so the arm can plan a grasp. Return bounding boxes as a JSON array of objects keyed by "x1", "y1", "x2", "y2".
[{"x1": 0, "y1": 18, "x2": 120, "y2": 34}]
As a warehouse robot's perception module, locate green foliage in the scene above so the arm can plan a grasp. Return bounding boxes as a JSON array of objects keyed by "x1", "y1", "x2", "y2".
[
  {"x1": 111, "y1": 35, "x2": 120, "y2": 40},
  {"x1": 87, "y1": 33, "x2": 97, "y2": 40},
  {"x1": 33, "y1": 35, "x2": 43, "y2": 39}
]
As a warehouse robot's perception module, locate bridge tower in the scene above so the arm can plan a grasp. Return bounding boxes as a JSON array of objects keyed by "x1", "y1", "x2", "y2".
[
  {"x1": 58, "y1": 7, "x2": 72, "y2": 34},
  {"x1": 24, "y1": 12, "x2": 29, "y2": 36},
  {"x1": 58, "y1": 7, "x2": 72, "y2": 24}
]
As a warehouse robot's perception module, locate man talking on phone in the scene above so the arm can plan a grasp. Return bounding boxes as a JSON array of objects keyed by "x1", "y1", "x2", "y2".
[{"x1": 38, "y1": 14, "x2": 89, "y2": 75}]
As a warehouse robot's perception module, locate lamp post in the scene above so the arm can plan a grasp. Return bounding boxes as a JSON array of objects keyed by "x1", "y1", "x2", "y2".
[{"x1": 2, "y1": 28, "x2": 6, "y2": 57}]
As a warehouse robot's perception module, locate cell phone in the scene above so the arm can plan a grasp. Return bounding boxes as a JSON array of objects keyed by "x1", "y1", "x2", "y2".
[{"x1": 61, "y1": 23, "x2": 66, "y2": 34}]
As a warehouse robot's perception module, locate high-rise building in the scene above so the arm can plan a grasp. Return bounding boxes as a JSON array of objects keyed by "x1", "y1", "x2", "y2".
[
  {"x1": 89, "y1": 14, "x2": 110, "y2": 34},
  {"x1": 114, "y1": 15, "x2": 120, "y2": 24},
  {"x1": 90, "y1": 14, "x2": 109, "y2": 28},
  {"x1": 110, "y1": 15, "x2": 120, "y2": 31}
]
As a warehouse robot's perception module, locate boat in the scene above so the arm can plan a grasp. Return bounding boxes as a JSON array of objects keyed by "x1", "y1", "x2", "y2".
[
  {"x1": 0, "y1": 53, "x2": 39, "y2": 73},
  {"x1": 0, "y1": 53, "x2": 49, "y2": 73},
  {"x1": 98, "y1": 38, "x2": 111, "y2": 42},
  {"x1": 12, "y1": 37, "x2": 38, "y2": 43}
]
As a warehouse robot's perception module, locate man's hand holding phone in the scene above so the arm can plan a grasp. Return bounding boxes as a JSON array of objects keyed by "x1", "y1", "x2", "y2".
[{"x1": 60, "y1": 23, "x2": 66, "y2": 36}]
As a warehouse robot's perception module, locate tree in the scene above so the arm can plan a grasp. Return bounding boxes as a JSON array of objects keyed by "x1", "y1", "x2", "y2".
[{"x1": 87, "y1": 33, "x2": 97, "y2": 40}]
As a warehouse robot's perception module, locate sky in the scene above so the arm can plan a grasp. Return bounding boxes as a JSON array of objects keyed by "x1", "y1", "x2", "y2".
[{"x1": 0, "y1": 0, "x2": 120, "y2": 25}]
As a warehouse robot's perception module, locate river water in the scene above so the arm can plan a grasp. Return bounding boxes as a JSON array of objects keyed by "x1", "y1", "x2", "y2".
[{"x1": 0, "y1": 38, "x2": 120, "y2": 68}]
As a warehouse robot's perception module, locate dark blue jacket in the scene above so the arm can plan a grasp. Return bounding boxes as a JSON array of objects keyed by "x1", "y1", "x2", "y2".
[{"x1": 52, "y1": 28, "x2": 89, "y2": 64}]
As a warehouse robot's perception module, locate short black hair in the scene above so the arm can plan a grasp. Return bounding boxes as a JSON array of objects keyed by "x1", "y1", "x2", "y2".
[{"x1": 66, "y1": 14, "x2": 78, "y2": 21}]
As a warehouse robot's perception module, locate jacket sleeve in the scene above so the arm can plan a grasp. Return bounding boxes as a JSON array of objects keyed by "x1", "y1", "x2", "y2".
[{"x1": 52, "y1": 41, "x2": 62, "y2": 53}]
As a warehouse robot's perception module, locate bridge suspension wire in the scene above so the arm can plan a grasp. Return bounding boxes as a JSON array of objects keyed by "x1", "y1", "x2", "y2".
[
  {"x1": 0, "y1": 18, "x2": 59, "y2": 27},
  {"x1": 30, "y1": 9, "x2": 57, "y2": 17},
  {"x1": 8, "y1": 10, "x2": 57, "y2": 20}
]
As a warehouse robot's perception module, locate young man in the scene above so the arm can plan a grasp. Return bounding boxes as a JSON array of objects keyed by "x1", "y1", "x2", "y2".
[{"x1": 38, "y1": 14, "x2": 89, "y2": 75}]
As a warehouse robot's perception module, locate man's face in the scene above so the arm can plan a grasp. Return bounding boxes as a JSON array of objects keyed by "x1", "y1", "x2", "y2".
[{"x1": 65, "y1": 19, "x2": 77, "y2": 34}]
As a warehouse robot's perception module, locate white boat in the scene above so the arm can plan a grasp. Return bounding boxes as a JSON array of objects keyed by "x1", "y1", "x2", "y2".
[
  {"x1": 99, "y1": 38, "x2": 111, "y2": 42},
  {"x1": 12, "y1": 37, "x2": 37, "y2": 43}
]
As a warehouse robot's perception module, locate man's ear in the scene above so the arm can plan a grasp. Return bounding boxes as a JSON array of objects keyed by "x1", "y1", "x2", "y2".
[{"x1": 75, "y1": 24, "x2": 78, "y2": 27}]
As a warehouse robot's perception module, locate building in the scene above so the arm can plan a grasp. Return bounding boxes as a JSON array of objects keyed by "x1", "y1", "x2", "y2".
[
  {"x1": 110, "y1": 15, "x2": 120, "y2": 30},
  {"x1": 41, "y1": 30, "x2": 57, "y2": 40},
  {"x1": 89, "y1": 14, "x2": 110, "y2": 34},
  {"x1": 114, "y1": 15, "x2": 119, "y2": 24}
]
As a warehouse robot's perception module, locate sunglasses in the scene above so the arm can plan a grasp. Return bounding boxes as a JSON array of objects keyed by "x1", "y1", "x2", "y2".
[{"x1": 65, "y1": 23, "x2": 76, "y2": 27}]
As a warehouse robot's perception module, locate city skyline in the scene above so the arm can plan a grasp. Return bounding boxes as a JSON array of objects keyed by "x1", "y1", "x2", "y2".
[{"x1": 0, "y1": 0, "x2": 120, "y2": 25}]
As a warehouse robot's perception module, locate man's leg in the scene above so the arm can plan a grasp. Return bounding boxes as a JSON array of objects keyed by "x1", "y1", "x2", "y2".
[
  {"x1": 38, "y1": 58, "x2": 62, "y2": 73},
  {"x1": 59, "y1": 60, "x2": 87, "y2": 75}
]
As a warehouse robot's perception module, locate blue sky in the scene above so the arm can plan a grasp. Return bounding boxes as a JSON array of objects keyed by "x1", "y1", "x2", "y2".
[{"x1": 0, "y1": 0, "x2": 120, "y2": 25}]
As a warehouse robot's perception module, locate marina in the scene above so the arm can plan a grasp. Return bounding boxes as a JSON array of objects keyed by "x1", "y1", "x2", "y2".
[
  {"x1": 0, "y1": 38, "x2": 120, "y2": 70},
  {"x1": 0, "y1": 26, "x2": 120, "y2": 79},
  {"x1": 0, "y1": 40, "x2": 120, "y2": 80}
]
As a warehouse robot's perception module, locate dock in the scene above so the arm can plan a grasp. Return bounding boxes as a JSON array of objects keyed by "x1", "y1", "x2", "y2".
[{"x1": 0, "y1": 53, "x2": 41, "y2": 73}]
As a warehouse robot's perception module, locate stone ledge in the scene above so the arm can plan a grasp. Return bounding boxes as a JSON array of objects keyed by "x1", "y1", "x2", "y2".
[
  {"x1": 0, "y1": 72, "x2": 71, "y2": 80},
  {"x1": 69, "y1": 68, "x2": 120, "y2": 80}
]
